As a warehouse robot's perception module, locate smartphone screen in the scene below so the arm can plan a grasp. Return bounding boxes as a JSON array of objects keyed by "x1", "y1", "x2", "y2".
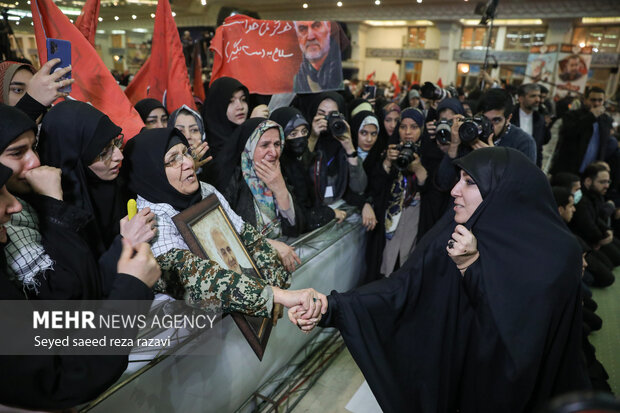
[
  {"x1": 363, "y1": 85, "x2": 376, "y2": 99},
  {"x1": 46, "y1": 38, "x2": 72, "y2": 94}
]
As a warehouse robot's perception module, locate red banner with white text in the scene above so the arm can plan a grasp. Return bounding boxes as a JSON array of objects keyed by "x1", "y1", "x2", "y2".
[{"x1": 210, "y1": 15, "x2": 347, "y2": 94}]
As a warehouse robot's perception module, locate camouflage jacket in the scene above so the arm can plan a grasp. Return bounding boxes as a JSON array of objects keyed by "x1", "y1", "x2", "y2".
[{"x1": 156, "y1": 223, "x2": 291, "y2": 318}]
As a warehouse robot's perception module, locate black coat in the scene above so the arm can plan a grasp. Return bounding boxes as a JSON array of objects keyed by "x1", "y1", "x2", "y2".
[
  {"x1": 0, "y1": 245, "x2": 153, "y2": 410},
  {"x1": 223, "y1": 166, "x2": 306, "y2": 237},
  {"x1": 319, "y1": 148, "x2": 588, "y2": 412},
  {"x1": 280, "y1": 150, "x2": 335, "y2": 231},
  {"x1": 19, "y1": 195, "x2": 107, "y2": 300},
  {"x1": 569, "y1": 189, "x2": 610, "y2": 246},
  {"x1": 552, "y1": 108, "x2": 615, "y2": 175},
  {"x1": 511, "y1": 106, "x2": 549, "y2": 167}
]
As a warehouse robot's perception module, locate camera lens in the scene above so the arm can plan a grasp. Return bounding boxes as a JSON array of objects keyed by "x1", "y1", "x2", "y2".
[{"x1": 458, "y1": 121, "x2": 480, "y2": 143}]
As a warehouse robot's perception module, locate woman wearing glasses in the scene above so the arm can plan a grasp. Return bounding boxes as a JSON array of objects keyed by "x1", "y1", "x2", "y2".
[
  {"x1": 38, "y1": 101, "x2": 156, "y2": 294},
  {"x1": 122, "y1": 127, "x2": 323, "y2": 318}
]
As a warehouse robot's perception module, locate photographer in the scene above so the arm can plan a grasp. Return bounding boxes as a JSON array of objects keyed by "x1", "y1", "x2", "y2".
[
  {"x1": 434, "y1": 90, "x2": 537, "y2": 191},
  {"x1": 306, "y1": 92, "x2": 367, "y2": 206},
  {"x1": 379, "y1": 107, "x2": 428, "y2": 277}
]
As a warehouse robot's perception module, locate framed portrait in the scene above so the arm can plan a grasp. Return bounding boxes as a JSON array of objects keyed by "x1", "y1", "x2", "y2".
[{"x1": 172, "y1": 194, "x2": 275, "y2": 360}]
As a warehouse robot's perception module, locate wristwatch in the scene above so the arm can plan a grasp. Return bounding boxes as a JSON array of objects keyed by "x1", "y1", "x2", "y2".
[{"x1": 346, "y1": 151, "x2": 357, "y2": 158}]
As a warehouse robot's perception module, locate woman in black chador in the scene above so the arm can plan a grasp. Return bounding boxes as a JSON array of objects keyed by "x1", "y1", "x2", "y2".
[{"x1": 291, "y1": 147, "x2": 589, "y2": 412}]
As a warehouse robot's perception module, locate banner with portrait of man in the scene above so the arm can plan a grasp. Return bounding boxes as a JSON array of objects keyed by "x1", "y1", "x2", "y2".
[
  {"x1": 553, "y1": 44, "x2": 593, "y2": 98},
  {"x1": 210, "y1": 14, "x2": 348, "y2": 94},
  {"x1": 525, "y1": 44, "x2": 559, "y2": 88}
]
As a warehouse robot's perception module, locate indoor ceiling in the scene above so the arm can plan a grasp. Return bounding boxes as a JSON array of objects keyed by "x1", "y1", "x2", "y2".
[{"x1": 3, "y1": 0, "x2": 620, "y2": 29}]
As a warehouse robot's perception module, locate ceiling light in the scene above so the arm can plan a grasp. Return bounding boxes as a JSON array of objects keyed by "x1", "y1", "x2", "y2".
[
  {"x1": 150, "y1": 13, "x2": 155, "y2": 18},
  {"x1": 98, "y1": 17, "x2": 102, "y2": 21},
  {"x1": 302, "y1": 2, "x2": 308, "y2": 7},
  {"x1": 172, "y1": 11, "x2": 176, "y2": 16},
  {"x1": 582, "y1": 17, "x2": 620, "y2": 24},
  {"x1": 201, "y1": 0, "x2": 206, "y2": 5},
  {"x1": 14, "y1": 20, "x2": 18, "y2": 25},
  {"x1": 460, "y1": 18, "x2": 542, "y2": 26},
  {"x1": 416, "y1": 0, "x2": 422, "y2": 3},
  {"x1": 114, "y1": 15, "x2": 119, "y2": 20},
  {"x1": 375, "y1": 0, "x2": 380, "y2": 4},
  {"x1": 337, "y1": 1, "x2": 342, "y2": 6},
  {"x1": 131, "y1": 14, "x2": 137, "y2": 19}
]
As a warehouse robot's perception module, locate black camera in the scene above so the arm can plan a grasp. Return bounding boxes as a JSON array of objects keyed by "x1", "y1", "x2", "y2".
[
  {"x1": 458, "y1": 116, "x2": 494, "y2": 143},
  {"x1": 394, "y1": 141, "x2": 419, "y2": 171},
  {"x1": 325, "y1": 111, "x2": 347, "y2": 136},
  {"x1": 420, "y1": 81, "x2": 448, "y2": 102},
  {"x1": 435, "y1": 119, "x2": 453, "y2": 145}
]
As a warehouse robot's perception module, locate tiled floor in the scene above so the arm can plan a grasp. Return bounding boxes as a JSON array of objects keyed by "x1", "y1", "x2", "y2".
[
  {"x1": 589, "y1": 268, "x2": 620, "y2": 394},
  {"x1": 291, "y1": 348, "x2": 366, "y2": 413}
]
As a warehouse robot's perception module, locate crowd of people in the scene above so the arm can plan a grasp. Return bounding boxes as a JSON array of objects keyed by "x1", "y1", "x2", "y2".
[{"x1": 0, "y1": 50, "x2": 618, "y2": 411}]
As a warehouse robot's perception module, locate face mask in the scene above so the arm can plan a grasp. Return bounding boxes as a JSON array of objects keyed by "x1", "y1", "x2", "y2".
[
  {"x1": 573, "y1": 189, "x2": 582, "y2": 205},
  {"x1": 284, "y1": 136, "x2": 308, "y2": 157}
]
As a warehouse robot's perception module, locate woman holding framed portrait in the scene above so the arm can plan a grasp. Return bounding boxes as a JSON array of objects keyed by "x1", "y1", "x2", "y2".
[{"x1": 122, "y1": 127, "x2": 322, "y2": 319}]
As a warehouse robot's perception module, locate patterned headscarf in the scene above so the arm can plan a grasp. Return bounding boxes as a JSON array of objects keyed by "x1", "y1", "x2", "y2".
[{"x1": 240, "y1": 120, "x2": 285, "y2": 238}]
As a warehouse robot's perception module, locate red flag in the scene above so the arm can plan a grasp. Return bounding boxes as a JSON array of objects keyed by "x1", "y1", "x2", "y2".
[
  {"x1": 192, "y1": 43, "x2": 205, "y2": 102},
  {"x1": 74, "y1": 0, "x2": 100, "y2": 46},
  {"x1": 389, "y1": 72, "x2": 401, "y2": 96},
  {"x1": 31, "y1": 0, "x2": 144, "y2": 141},
  {"x1": 366, "y1": 70, "x2": 375, "y2": 86},
  {"x1": 437, "y1": 78, "x2": 443, "y2": 88},
  {"x1": 124, "y1": 0, "x2": 195, "y2": 112}
]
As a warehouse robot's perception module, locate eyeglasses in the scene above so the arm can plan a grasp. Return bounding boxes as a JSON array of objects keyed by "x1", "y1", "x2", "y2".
[
  {"x1": 288, "y1": 128, "x2": 309, "y2": 139},
  {"x1": 164, "y1": 146, "x2": 193, "y2": 168},
  {"x1": 96, "y1": 134, "x2": 124, "y2": 164}
]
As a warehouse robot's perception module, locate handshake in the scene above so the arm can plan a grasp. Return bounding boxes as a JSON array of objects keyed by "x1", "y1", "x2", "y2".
[{"x1": 273, "y1": 287, "x2": 328, "y2": 332}]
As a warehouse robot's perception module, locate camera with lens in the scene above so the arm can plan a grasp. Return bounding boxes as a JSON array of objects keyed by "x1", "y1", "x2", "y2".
[
  {"x1": 394, "y1": 141, "x2": 420, "y2": 171},
  {"x1": 435, "y1": 119, "x2": 453, "y2": 145},
  {"x1": 420, "y1": 81, "x2": 448, "y2": 102},
  {"x1": 325, "y1": 111, "x2": 347, "y2": 137},
  {"x1": 458, "y1": 116, "x2": 494, "y2": 144}
]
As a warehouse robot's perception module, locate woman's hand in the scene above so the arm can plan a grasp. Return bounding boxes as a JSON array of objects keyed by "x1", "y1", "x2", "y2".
[
  {"x1": 446, "y1": 224, "x2": 479, "y2": 274},
  {"x1": 361, "y1": 203, "x2": 377, "y2": 231},
  {"x1": 26, "y1": 58, "x2": 74, "y2": 106},
  {"x1": 383, "y1": 144, "x2": 399, "y2": 172},
  {"x1": 267, "y1": 239, "x2": 301, "y2": 272},
  {"x1": 254, "y1": 159, "x2": 286, "y2": 194},
  {"x1": 312, "y1": 114, "x2": 328, "y2": 137},
  {"x1": 120, "y1": 207, "x2": 157, "y2": 247},
  {"x1": 192, "y1": 141, "x2": 213, "y2": 170},
  {"x1": 333, "y1": 208, "x2": 347, "y2": 223},
  {"x1": 334, "y1": 121, "x2": 356, "y2": 155},
  {"x1": 250, "y1": 104, "x2": 269, "y2": 119},
  {"x1": 273, "y1": 287, "x2": 327, "y2": 319}
]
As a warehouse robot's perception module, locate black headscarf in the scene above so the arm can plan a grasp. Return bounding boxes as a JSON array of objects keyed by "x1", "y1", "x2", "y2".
[
  {"x1": 38, "y1": 101, "x2": 123, "y2": 255},
  {"x1": 200, "y1": 77, "x2": 250, "y2": 188},
  {"x1": 209, "y1": 117, "x2": 265, "y2": 192},
  {"x1": 269, "y1": 107, "x2": 309, "y2": 159},
  {"x1": 201, "y1": 77, "x2": 249, "y2": 156},
  {"x1": 123, "y1": 128, "x2": 202, "y2": 211},
  {"x1": 350, "y1": 110, "x2": 383, "y2": 175},
  {"x1": 134, "y1": 98, "x2": 167, "y2": 123},
  {"x1": 0, "y1": 103, "x2": 37, "y2": 153},
  {"x1": 321, "y1": 147, "x2": 588, "y2": 412}
]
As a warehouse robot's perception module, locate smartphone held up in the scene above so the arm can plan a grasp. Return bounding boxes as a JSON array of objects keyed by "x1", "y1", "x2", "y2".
[{"x1": 46, "y1": 38, "x2": 72, "y2": 94}]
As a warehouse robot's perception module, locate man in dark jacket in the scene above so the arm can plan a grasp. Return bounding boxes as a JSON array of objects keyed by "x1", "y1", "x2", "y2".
[
  {"x1": 570, "y1": 163, "x2": 620, "y2": 266},
  {"x1": 511, "y1": 83, "x2": 549, "y2": 167},
  {"x1": 551, "y1": 87, "x2": 618, "y2": 179}
]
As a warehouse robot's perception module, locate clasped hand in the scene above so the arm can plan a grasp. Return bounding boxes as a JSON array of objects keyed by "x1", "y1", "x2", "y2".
[{"x1": 446, "y1": 224, "x2": 479, "y2": 272}]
